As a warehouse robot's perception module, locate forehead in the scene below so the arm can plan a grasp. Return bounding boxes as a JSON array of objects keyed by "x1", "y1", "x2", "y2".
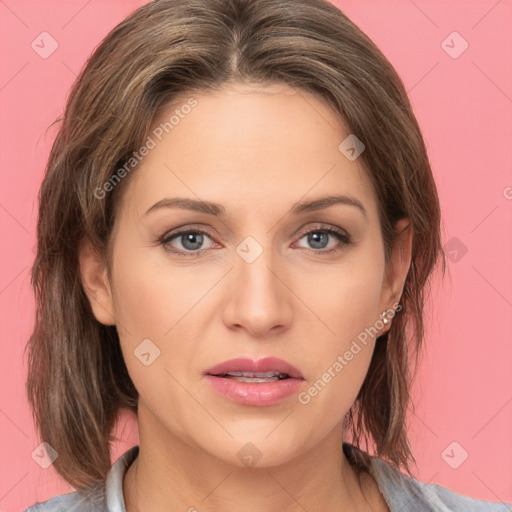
[{"x1": 118, "y1": 82, "x2": 378, "y2": 223}]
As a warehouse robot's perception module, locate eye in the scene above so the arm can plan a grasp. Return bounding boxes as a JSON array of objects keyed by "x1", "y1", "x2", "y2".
[
  {"x1": 295, "y1": 225, "x2": 352, "y2": 254},
  {"x1": 160, "y1": 229, "x2": 215, "y2": 256},
  {"x1": 159, "y1": 224, "x2": 352, "y2": 257}
]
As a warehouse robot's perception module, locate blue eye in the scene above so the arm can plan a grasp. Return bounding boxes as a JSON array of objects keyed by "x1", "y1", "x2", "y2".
[
  {"x1": 295, "y1": 227, "x2": 352, "y2": 254},
  {"x1": 161, "y1": 230, "x2": 214, "y2": 255},
  {"x1": 159, "y1": 224, "x2": 352, "y2": 256}
]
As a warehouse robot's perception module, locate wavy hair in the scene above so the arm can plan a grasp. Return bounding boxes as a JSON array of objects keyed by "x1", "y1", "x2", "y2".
[{"x1": 25, "y1": 0, "x2": 446, "y2": 491}]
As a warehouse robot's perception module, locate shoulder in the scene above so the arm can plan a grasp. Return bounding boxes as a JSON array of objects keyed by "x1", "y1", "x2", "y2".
[
  {"x1": 369, "y1": 455, "x2": 512, "y2": 512},
  {"x1": 23, "y1": 446, "x2": 139, "y2": 512},
  {"x1": 23, "y1": 484, "x2": 106, "y2": 512},
  {"x1": 420, "y1": 480, "x2": 512, "y2": 512}
]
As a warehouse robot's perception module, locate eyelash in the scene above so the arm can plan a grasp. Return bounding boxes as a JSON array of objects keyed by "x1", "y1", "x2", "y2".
[{"x1": 159, "y1": 224, "x2": 352, "y2": 257}]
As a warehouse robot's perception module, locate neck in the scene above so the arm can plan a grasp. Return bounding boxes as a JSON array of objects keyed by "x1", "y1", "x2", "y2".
[{"x1": 123, "y1": 401, "x2": 378, "y2": 512}]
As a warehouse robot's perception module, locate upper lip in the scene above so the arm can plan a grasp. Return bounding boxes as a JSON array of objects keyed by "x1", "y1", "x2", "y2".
[{"x1": 205, "y1": 357, "x2": 304, "y2": 379}]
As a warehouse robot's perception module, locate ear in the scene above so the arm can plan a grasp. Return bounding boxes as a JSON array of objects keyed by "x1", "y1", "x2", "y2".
[
  {"x1": 379, "y1": 218, "x2": 412, "y2": 332},
  {"x1": 78, "y1": 239, "x2": 116, "y2": 326}
]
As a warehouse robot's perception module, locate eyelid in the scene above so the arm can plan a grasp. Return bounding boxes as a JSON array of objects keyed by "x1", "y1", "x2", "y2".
[
  {"x1": 159, "y1": 225, "x2": 217, "y2": 252},
  {"x1": 292, "y1": 224, "x2": 352, "y2": 253},
  {"x1": 295, "y1": 223, "x2": 349, "y2": 239}
]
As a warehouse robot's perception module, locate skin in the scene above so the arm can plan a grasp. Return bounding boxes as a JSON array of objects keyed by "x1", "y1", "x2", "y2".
[{"x1": 79, "y1": 81, "x2": 412, "y2": 512}]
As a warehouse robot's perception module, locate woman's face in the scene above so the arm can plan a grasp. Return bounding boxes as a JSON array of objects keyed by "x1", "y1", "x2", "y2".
[{"x1": 82, "y1": 82, "x2": 410, "y2": 467}]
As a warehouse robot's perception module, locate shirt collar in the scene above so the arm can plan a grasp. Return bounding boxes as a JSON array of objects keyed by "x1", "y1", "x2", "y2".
[{"x1": 106, "y1": 445, "x2": 139, "y2": 512}]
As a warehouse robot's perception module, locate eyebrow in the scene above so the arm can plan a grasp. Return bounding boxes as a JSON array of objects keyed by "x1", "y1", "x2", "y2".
[{"x1": 145, "y1": 194, "x2": 367, "y2": 219}]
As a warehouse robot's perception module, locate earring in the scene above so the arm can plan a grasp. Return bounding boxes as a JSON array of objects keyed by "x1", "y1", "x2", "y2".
[{"x1": 381, "y1": 310, "x2": 390, "y2": 324}]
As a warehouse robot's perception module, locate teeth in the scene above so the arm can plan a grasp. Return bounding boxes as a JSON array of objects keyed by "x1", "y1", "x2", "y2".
[
  {"x1": 225, "y1": 376, "x2": 280, "y2": 383},
  {"x1": 224, "y1": 371, "x2": 289, "y2": 378}
]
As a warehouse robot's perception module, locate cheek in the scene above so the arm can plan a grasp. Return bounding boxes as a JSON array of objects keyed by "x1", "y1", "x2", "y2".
[
  {"x1": 295, "y1": 252, "x2": 383, "y2": 417},
  {"x1": 303, "y1": 253, "x2": 384, "y2": 337},
  {"x1": 111, "y1": 247, "x2": 206, "y2": 336},
  {"x1": 109, "y1": 248, "x2": 210, "y2": 392}
]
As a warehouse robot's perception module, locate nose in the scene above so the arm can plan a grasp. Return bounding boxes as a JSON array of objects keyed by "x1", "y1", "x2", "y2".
[{"x1": 222, "y1": 245, "x2": 293, "y2": 338}]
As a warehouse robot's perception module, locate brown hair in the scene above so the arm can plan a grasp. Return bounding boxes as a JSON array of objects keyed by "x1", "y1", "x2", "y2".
[{"x1": 25, "y1": 0, "x2": 446, "y2": 491}]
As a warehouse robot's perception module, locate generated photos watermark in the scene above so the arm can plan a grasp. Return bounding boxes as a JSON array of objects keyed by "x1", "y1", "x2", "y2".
[
  {"x1": 94, "y1": 97, "x2": 198, "y2": 200},
  {"x1": 298, "y1": 301, "x2": 402, "y2": 405}
]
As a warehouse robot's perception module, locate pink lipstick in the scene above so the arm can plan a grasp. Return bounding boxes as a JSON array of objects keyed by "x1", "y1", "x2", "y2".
[{"x1": 204, "y1": 357, "x2": 305, "y2": 406}]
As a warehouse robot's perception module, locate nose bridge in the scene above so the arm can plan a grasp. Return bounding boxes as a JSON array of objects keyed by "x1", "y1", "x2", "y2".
[
  {"x1": 234, "y1": 234, "x2": 281, "y2": 301},
  {"x1": 235, "y1": 241, "x2": 278, "y2": 295},
  {"x1": 223, "y1": 233, "x2": 292, "y2": 334}
]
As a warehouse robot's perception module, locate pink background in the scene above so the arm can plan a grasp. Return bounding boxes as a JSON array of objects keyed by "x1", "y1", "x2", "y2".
[{"x1": 1, "y1": 0, "x2": 511, "y2": 510}]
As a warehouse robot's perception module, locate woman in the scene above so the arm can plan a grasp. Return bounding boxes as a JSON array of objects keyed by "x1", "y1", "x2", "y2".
[{"x1": 24, "y1": 0, "x2": 511, "y2": 511}]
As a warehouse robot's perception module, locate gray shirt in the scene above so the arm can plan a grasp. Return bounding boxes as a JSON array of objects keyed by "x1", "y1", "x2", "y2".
[{"x1": 24, "y1": 444, "x2": 512, "y2": 511}]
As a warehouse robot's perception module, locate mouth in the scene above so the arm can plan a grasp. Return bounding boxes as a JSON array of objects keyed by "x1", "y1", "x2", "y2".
[
  {"x1": 204, "y1": 356, "x2": 304, "y2": 381},
  {"x1": 203, "y1": 358, "x2": 305, "y2": 406},
  {"x1": 210, "y1": 371, "x2": 292, "y2": 383},
  {"x1": 204, "y1": 358, "x2": 305, "y2": 407}
]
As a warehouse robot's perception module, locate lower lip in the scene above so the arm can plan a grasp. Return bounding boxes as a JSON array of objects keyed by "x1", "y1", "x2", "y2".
[{"x1": 204, "y1": 375, "x2": 304, "y2": 406}]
